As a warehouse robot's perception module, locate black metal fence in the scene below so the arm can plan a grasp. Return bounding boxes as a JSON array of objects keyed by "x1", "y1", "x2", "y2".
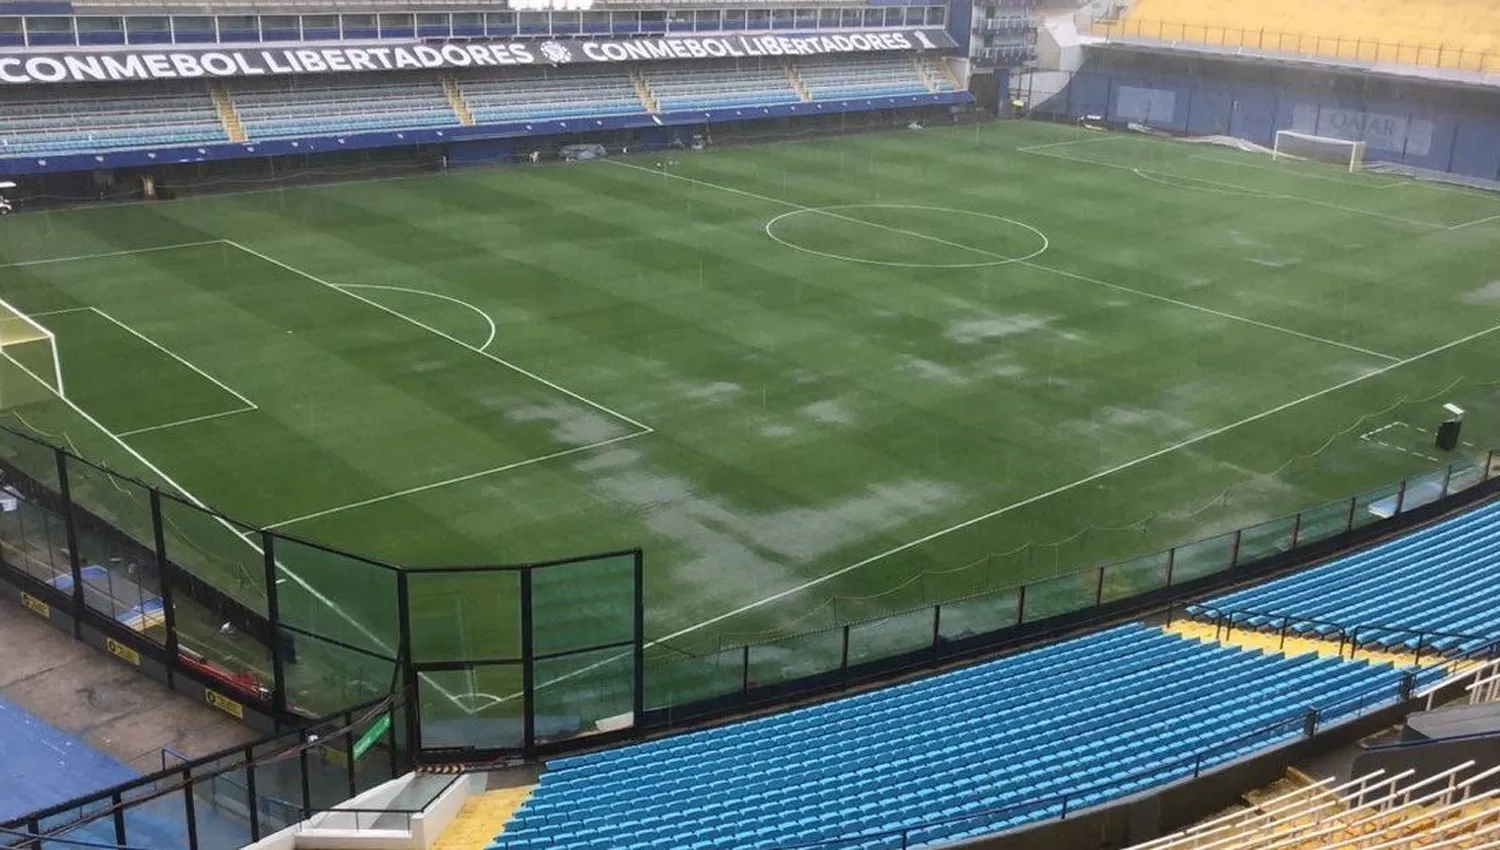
[
  {"x1": 0, "y1": 421, "x2": 644, "y2": 758},
  {"x1": 0, "y1": 695, "x2": 410, "y2": 850},
  {"x1": 642, "y1": 455, "x2": 1500, "y2": 719}
]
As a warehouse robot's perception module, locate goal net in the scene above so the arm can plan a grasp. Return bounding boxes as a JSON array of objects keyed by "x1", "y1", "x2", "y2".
[
  {"x1": 0, "y1": 299, "x2": 64, "y2": 407},
  {"x1": 1273, "y1": 130, "x2": 1366, "y2": 172}
]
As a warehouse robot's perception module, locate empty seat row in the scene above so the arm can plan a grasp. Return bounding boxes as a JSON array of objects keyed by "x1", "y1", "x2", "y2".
[
  {"x1": 1190, "y1": 500, "x2": 1500, "y2": 653},
  {"x1": 491, "y1": 625, "x2": 1431, "y2": 850}
]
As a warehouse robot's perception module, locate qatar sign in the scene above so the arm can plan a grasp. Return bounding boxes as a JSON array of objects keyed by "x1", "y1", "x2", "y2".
[{"x1": 0, "y1": 29, "x2": 956, "y2": 85}]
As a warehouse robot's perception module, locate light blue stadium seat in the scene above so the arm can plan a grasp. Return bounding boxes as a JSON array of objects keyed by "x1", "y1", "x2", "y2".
[
  {"x1": 489, "y1": 624, "x2": 1427, "y2": 850},
  {"x1": 1190, "y1": 499, "x2": 1500, "y2": 651}
]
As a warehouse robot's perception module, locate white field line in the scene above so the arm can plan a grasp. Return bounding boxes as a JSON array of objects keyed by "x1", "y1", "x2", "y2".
[
  {"x1": 1014, "y1": 134, "x2": 1126, "y2": 153},
  {"x1": 1186, "y1": 153, "x2": 1406, "y2": 188},
  {"x1": 0, "y1": 241, "x2": 224, "y2": 269},
  {"x1": 493, "y1": 157, "x2": 1500, "y2": 704},
  {"x1": 27, "y1": 307, "x2": 95, "y2": 318},
  {"x1": 612, "y1": 159, "x2": 1400, "y2": 363},
  {"x1": 86, "y1": 307, "x2": 258, "y2": 409},
  {"x1": 1130, "y1": 167, "x2": 1275, "y2": 199},
  {"x1": 338, "y1": 283, "x2": 499, "y2": 352},
  {"x1": 1020, "y1": 262, "x2": 1401, "y2": 362},
  {"x1": 220, "y1": 239, "x2": 653, "y2": 434},
  {"x1": 117, "y1": 407, "x2": 256, "y2": 437},
  {"x1": 0, "y1": 242, "x2": 483, "y2": 715},
  {"x1": 1019, "y1": 146, "x2": 1447, "y2": 230},
  {"x1": 1448, "y1": 212, "x2": 1500, "y2": 231},
  {"x1": 265, "y1": 429, "x2": 648, "y2": 529}
]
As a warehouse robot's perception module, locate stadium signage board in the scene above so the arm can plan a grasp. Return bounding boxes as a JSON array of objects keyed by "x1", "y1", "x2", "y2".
[{"x1": 0, "y1": 29, "x2": 955, "y2": 84}]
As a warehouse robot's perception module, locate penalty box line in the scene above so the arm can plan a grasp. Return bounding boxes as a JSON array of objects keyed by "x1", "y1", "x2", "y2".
[{"x1": 4, "y1": 240, "x2": 494, "y2": 716}]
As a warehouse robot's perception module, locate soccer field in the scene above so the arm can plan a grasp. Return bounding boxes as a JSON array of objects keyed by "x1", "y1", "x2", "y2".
[{"x1": 1, "y1": 120, "x2": 1499, "y2": 705}]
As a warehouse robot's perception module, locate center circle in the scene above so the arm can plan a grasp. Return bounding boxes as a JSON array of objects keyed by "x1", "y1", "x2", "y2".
[{"x1": 764, "y1": 204, "x2": 1049, "y2": 269}]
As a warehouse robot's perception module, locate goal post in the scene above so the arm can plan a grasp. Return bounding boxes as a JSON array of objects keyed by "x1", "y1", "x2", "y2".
[
  {"x1": 0, "y1": 298, "x2": 64, "y2": 405},
  {"x1": 1273, "y1": 130, "x2": 1366, "y2": 172}
]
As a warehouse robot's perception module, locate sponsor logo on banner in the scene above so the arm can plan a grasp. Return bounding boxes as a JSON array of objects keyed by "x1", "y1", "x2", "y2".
[
  {"x1": 20, "y1": 592, "x2": 49, "y2": 617},
  {"x1": 205, "y1": 688, "x2": 245, "y2": 719},
  {"x1": 0, "y1": 29, "x2": 954, "y2": 85},
  {"x1": 106, "y1": 637, "x2": 141, "y2": 666}
]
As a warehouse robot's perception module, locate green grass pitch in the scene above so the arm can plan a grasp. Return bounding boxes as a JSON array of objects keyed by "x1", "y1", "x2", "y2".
[{"x1": 1, "y1": 120, "x2": 1499, "y2": 723}]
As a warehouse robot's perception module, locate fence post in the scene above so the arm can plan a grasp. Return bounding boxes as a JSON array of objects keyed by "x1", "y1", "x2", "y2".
[
  {"x1": 1486, "y1": 449, "x2": 1495, "y2": 480},
  {"x1": 1165, "y1": 547, "x2": 1176, "y2": 588},
  {"x1": 1094, "y1": 566, "x2": 1105, "y2": 606},
  {"x1": 1345, "y1": 496, "x2": 1357, "y2": 533},
  {"x1": 1400, "y1": 670, "x2": 1416, "y2": 700},
  {"x1": 245, "y1": 745, "x2": 261, "y2": 843},
  {"x1": 1289, "y1": 512, "x2": 1302, "y2": 549},
  {"x1": 112, "y1": 791, "x2": 126, "y2": 847},
  {"x1": 1441, "y1": 465, "x2": 1453, "y2": 498},
  {"x1": 262, "y1": 533, "x2": 287, "y2": 716},
  {"x1": 632, "y1": 549, "x2": 646, "y2": 726},
  {"x1": 520, "y1": 566, "x2": 536, "y2": 754},
  {"x1": 931, "y1": 605, "x2": 942, "y2": 656},
  {"x1": 395, "y1": 572, "x2": 418, "y2": 758},
  {"x1": 1280, "y1": 615, "x2": 1290, "y2": 651},
  {"x1": 840, "y1": 624, "x2": 851, "y2": 683},
  {"x1": 182, "y1": 765, "x2": 200, "y2": 850},
  {"x1": 1394, "y1": 479, "x2": 1408, "y2": 515},
  {"x1": 54, "y1": 450, "x2": 85, "y2": 636},
  {"x1": 1303, "y1": 708, "x2": 1319, "y2": 737},
  {"x1": 1015, "y1": 583, "x2": 1026, "y2": 625},
  {"x1": 741, "y1": 644, "x2": 751, "y2": 695},
  {"x1": 150, "y1": 489, "x2": 179, "y2": 686},
  {"x1": 1414, "y1": 633, "x2": 1426, "y2": 667},
  {"x1": 1229, "y1": 530, "x2": 1242, "y2": 568}
]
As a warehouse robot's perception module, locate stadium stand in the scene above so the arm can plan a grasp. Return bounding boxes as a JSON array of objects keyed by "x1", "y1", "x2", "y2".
[
  {"x1": 642, "y1": 60, "x2": 801, "y2": 112},
  {"x1": 458, "y1": 68, "x2": 645, "y2": 124},
  {"x1": 798, "y1": 55, "x2": 937, "y2": 100},
  {"x1": 488, "y1": 624, "x2": 1437, "y2": 850},
  {"x1": 1189, "y1": 500, "x2": 1500, "y2": 655},
  {"x1": 1114, "y1": 0, "x2": 1500, "y2": 67},
  {"x1": 230, "y1": 74, "x2": 458, "y2": 141},
  {"x1": 0, "y1": 82, "x2": 224, "y2": 155},
  {"x1": 1128, "y1": 763, "x2": 1500, "y2": 849},
  {"x1": 0, "y1": 53, "x2": 966, "y2": 161}
]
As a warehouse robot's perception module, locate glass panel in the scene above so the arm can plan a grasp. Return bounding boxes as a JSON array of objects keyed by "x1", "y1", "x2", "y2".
[
  {"x1": 1100, "y1": 550, "x2": 1169, "y2": 604},
  {"x1": 282, "y1": 629, "x2": 396, "y2": 717},
  {"x1": 846, "y1": 608, "x2": 934, "y2": 666},
  {"x1": 418, "y1": 666, "x2": 523, "y2": 750},
  {"x1": 1297, "y1": 498, "x2": 1353, "y2": 546},
  {"x1": 120, "y1": 792, "x2": 194, "y2": 850},
  {"x1": 643, "y1": 646, "x2": 742, "y2": 709},
  {"x1": 1234, "y1": 516, "x2": 1297, "y2": 566},
  {"x1": 534, "y1": 645, "x2": 636, "y2": 742},
  {"x1": 274, "y1": 536, "x2": 398, "y2": 661},
  {"x1": 158, "y1": 498, "x2": 272, "y2": 691},
  {"x1": 407, "y1": 569, "x2": 520, "y2": 663},
  {"x1": 25, "y1": 16, "x2": 73, "y2": 33},
  {"x1": 66, "y1": 461, "x2": 161, "y2": 627},
  {"x1": 1171, "y1": 531, "x2": 1235, "y2": 583},
  {"x1": 1021, "y1": 570, "x2": 1097, "y2": 622},
  {"x1": 531, "y1": 552, "x2": 634, "y2": 655},
  {"x1": 937, "y1": 588, "x2": 1020, "y2": 640},
  {"x1": 1352, "y1": 482, "x2": 1403, "y2": 528},
  {"x1": 747, "y1": 628, "x2": 843, "y2": 687}
]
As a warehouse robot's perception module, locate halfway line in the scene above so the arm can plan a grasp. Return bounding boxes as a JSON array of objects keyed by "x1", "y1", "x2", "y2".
[{"x1": 611, "y1": 159, "x2": 1401, "y2": 362}]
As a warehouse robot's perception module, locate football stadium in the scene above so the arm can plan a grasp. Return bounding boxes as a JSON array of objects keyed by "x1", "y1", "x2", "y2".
[{"x1": 2, "y1": 0, "x2": 1500, "y2": 845}]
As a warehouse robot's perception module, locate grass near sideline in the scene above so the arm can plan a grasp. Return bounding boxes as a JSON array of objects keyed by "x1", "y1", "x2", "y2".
[{"x1": 0, "y1": 120, "x2": 1498, "y2": 724}]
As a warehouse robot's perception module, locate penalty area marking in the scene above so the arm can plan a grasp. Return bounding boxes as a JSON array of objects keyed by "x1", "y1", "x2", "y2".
[
  {"x1": 337, "y1": 283, "x2": 499, "y2": 352},
  {"x1": 763, "y1": 204, "x2": 1049, "y2": 269}
]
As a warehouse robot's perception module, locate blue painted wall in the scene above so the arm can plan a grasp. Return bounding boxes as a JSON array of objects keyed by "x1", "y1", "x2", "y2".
[
  {"x1": 0, "y1": 695, "x2": 137, "y2": 821},
  {"x1": 1036, "y1": 47, "x2": 1500, "y2": 181}
]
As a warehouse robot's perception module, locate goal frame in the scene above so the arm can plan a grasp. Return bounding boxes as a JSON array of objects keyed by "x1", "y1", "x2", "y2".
[
  {"x1": 1273, "y1": 130, "x2": 1367, "y2": 173},
  {"x1": 0, "y1": 297, "x2": 65, "y2": 399}
]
